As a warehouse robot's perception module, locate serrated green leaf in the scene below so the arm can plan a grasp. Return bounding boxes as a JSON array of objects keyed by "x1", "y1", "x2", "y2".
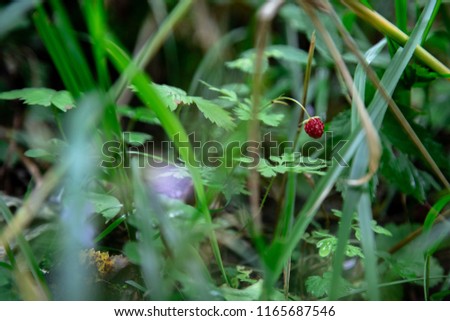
[
  {"x1": 0, "y1": 88, "x2": 75, "y2": 112},
  {"x1": 0, "y1": 88, "x2": 54, "y2": 106},
  {"x1": 200, "y1": 80, "x2": 238, "y2": 101},
  {"x1": 317, "y1": 237, "x2": 336, "y2": 257},
  {"x1": 192, "y1": 97, "x2": 235, "y2": 131},
  {"x1": 202, "y1": 167, "x2": 248, "y2": 201},
  {"x1": 380, "y1": 141, "x2": 430, "y2": 202},
  {"x1": 269, "y1": 155, "x2": 283, "y2": 165},
  {"x1": 345, "y1": 244, "x2": 364, "y2": 258},
  {"x1": 258, "y1": 108, "x2": 285, "y2": 127},
  {"x1": 51, "y1": 90, "x2": 76, "y2": 111},
  {"x1": 150, "y1": 83, "x2": 194, "y2": 111},
  {"x1": 371, "y1": 221, "x2": 393, "y2": 236},
  {"x1": 392, "y1": 257, "x2": 444, "y2": 287},
  {"x1": 382, "y1": 112, "x2": 449, "y2": 173},
  {"x1": 226, "y1": 45, "x2": 311, "y2": 74},
  {"x1": 257, "y1": 154, "x2": 326, "y2": 178},
  {"x1": 305, "y1": 271, "x2": 352, "y2": 299},
  {"x1": 305, "y1": 275, "x2": 329, "y2": 298},
  {"x1": 226, "y1": 265, "x2": 257, "y2": 288},
  {"x1": 202, "y1": 81, "x2": 285, "y2": 127},
  {"x1": 87, "y1": 192, "x2": 123, "y2": 219},
  {"x1": 257, "y1": 158, "x2": 278, "y2": 177}
]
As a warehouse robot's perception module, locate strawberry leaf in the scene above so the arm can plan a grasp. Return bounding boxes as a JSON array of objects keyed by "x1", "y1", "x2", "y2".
[
  {"x1": 0, "y1": 88, "x2": 75, "y2": 111},
  {"x1": 192, "y1": 97, "x2": 235, "y2": 131}
]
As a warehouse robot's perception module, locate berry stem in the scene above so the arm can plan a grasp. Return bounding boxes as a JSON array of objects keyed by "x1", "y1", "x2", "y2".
[{"x1": 272, "y1": 96, "x2": 312, "y2": 118}]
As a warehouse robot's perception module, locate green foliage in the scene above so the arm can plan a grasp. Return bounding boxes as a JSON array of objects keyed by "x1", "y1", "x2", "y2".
[
  {"x1": 150, "y1": 83, "x2": 195, "y2": 111},
  {"x1": 279, "y1": 3, "x2": 343, "y2": 61},
  {"x1": 220, "y1": 280, "x2": 284, "y2": 301},
  {"x1": 225, "y1": 45, "x2": 311, "y2": 74},
  {"x1": 191, "y1": 97, "x2": 235, "y2": 131},
  {"x1": 423, "y1": 193, "x2": 450, "y2": 233},
  {"x1": 305, "y1": 271, "x2": 353, "y2": 299},
  {"x1": 117, "y1": 106, "x2": 161, "y2": 125},
  {"x1": 0, "y1": 88, "x2": 75, "y2": 112},
  {"x1": 133, "y1": 83, "x2": 236, "y2": 131},
  {"x1": 201, "y1": 167, "x2": 248, "y2": 202},
  {"x1": 201, "y1": 81, "x2": 285, "y2": 127},
  {"x1": 87, "y1": 192, "x2": 123, "y2": 220},
  {"x1": 226, "y1": 265, "x2": 258, "y2": 289},
  {"x1": 0, "y1": 0, "x2": 449, "y2": 302},
  {"x1": 240, "y1": 153, "x2": 327, "y2": 178},
  {"x1": 23, "y1": 138, "x2": 68, "y2": 162},
  {"x1": 305, "y1": 210, "x2": 391, "y2": 260},
  {"x1": 380, "y1": 142, "x2": 435, "y2": 202},
  {"x1": 376, "y1": 223, "x2": 446, "y2": 288}
]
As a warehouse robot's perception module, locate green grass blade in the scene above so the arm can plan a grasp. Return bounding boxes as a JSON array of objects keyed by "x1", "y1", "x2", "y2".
[
  {"x1": 0, "y1": 197, "x2": 50, "y2": 298},
  {"x1": 351, "y1": 39, "x2": 386, "y2": 131},
  {"x1": 421, "y1": 0, "x2": 441, "y2": 43},
  {"x1": 93, "y1": 215, "x2": 126, "y2": 244},
  {"x1": 423, "y1": 194, "x2": 450, "y2": 233},
  {"x1": 279, "y1": 172, "x2": 296, "y2": 298},
  {"x1": 82, "y1": 0, "x2": 111, "y2": 89},
  {"x1": 134, "y1": 0, "x2": 193, "y2": 72},
  {"x1": 263, "y1": 0, "x2": 440, "y2": 294},
  {"x1": 329, "y1": 40, "x2": 386, "y2": 301},
  {"x1": 188, "y1": 28, "x2": 246, "y2": 95},
  {"x1": 357, "y1": 192, "x2": 379, "y2": 299},
  {"x1": 33, "y1": 3, "x2": 122, "y2": 138},
  {"x1": 33, "y1": 6, "x2": 81, "y2": 96},
  {"x1": 395, "y1": 0, "x2": 408, "y2": 33},
  {"x1": 48, "y1": 0, "x2": 95, "y2": 91},
  {"x1": 113, "y1": 0, "x2": 193, "y2": 101},
  {"x1": 104, "y1": 37, "x2": 229, "y2": 285},
  {"x1": 422, "y1": 192, "x2": 450, "y2": 300},
  {"x1": 424, "y1": 254, "x2": 431, "y2": 300},
  {"x1": 328, "y1": 167, "x2": 364, "y2": 300}
]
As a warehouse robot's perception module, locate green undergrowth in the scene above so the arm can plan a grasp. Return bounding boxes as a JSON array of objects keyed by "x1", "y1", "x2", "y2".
[{"x1": 0, "y1": 0, "x2": 449, "y2": 301}]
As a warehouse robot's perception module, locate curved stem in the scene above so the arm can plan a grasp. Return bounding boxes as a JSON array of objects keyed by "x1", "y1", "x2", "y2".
[{"x1": 272, "y1": 96, "x2": 312, "y2": 118}]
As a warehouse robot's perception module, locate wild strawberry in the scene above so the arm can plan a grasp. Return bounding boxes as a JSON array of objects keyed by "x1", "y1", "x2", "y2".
[
  {"x1": 304, "y1": 116, "x2": 324, "y2": 139},
  {"x1": 271, "y1": 96, "x2": 324, "y2": 138}
]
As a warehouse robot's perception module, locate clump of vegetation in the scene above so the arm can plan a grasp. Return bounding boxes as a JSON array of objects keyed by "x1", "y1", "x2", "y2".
[{"x1": 0, "y1": 0, "x2": 449, "y2": 301}]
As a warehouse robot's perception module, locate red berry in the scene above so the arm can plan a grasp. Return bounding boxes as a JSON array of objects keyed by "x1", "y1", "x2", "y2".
[{"x1": 304, "y1": 117, "x2": 324, "y2": 139}]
